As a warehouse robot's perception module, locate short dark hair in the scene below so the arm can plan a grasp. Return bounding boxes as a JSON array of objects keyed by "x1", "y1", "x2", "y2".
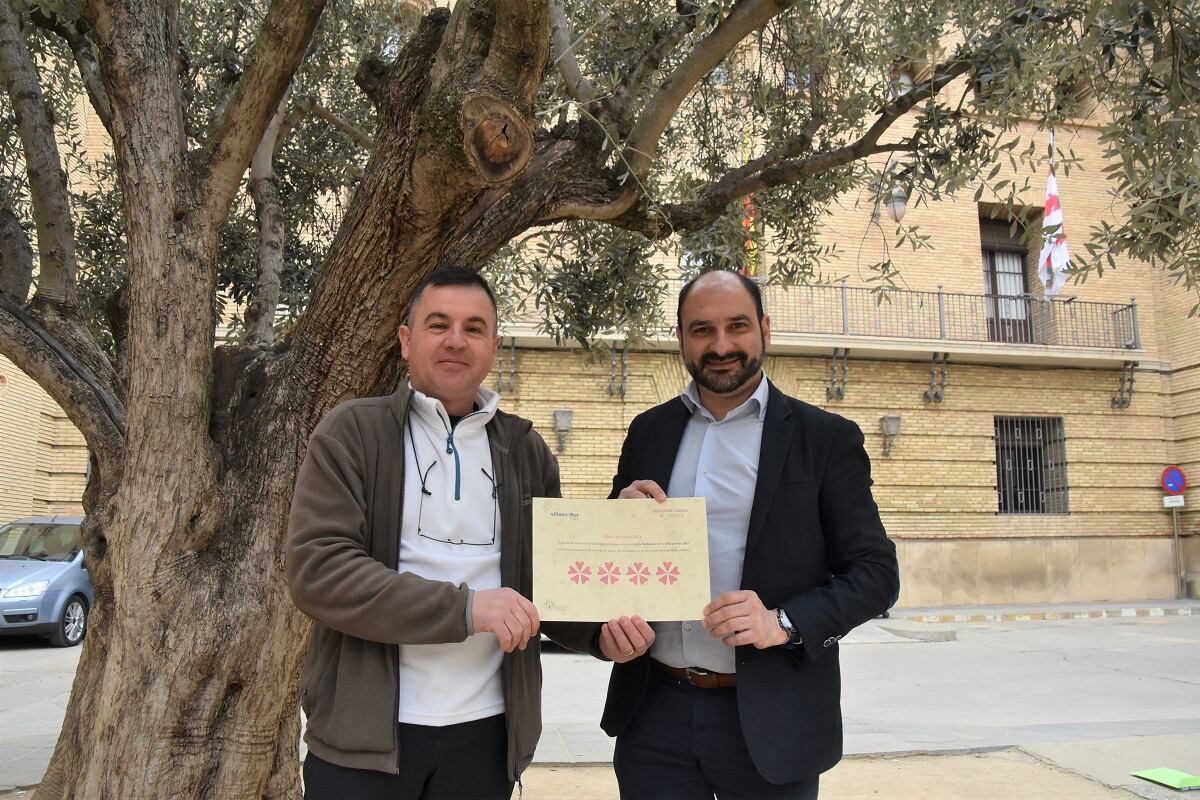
[
  {"x1": 406, "y1": 267, "x2": 499, "y2": 327},
  {"x1": 676, "y1": 270, "x2": 765, "y2": 331}
]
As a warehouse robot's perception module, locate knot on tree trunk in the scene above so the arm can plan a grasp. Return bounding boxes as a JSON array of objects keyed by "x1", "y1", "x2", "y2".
[
  {"x1": 475, "y1": 118, "x2": 517, "y2": 164},
  {"x1": 462, "y1": 95, "x2": 532, "y2": 184}
]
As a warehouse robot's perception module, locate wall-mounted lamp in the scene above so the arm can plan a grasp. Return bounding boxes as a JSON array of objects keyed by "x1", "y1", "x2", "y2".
[
  {"x1": 880, "y1": 414, "x2": 903, "y2": 457},
  {"x1": 553, "y1": 409, "x2": 574, "y2": 454}
]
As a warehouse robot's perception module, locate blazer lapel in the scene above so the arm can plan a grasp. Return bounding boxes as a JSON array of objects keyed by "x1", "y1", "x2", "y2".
[
  {"x1": 647, "y1": 399, "x2": 690, "y2": 492},
  {"x1": 744, "y1": 381, "x2": 793, "y2": 564}
]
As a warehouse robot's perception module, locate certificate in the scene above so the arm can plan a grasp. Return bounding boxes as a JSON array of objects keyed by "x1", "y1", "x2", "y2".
[{"x1": 533, "y1": 497, "x2": 710, "y2": 621}]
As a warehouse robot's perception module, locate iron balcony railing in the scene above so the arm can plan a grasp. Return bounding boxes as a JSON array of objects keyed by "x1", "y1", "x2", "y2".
[
  {"x1": 757, "y1": 281, "x2": 1140, "y2": 350},
  {"x1": 503, "y1": 280, "x2": 1141, "y2": 350}
]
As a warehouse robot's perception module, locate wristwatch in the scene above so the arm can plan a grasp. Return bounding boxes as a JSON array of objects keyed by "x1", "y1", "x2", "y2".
[{"x1": 775, "y1": 608, "x2": 800, "y2": 644}]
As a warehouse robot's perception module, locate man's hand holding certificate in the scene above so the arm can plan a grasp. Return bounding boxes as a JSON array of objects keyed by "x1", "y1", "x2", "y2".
[{"x1": 532, "y1": 497, "x2": 710, "y2": 622}]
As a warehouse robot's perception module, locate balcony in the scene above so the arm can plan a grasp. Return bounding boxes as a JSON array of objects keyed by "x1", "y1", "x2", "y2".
[{"x1": 500, "y1": 280, "x2": 1145, "y2": 368}]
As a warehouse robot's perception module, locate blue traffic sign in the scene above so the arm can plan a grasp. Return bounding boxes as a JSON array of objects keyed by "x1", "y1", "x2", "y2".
[{"x1": 1162, "y1": 466, "x2": 1187, "y2": 495}]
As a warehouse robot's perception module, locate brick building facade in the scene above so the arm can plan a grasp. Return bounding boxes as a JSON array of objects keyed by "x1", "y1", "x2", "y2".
[{"x1": 2, "y1": 114, "x2": 1196, "y2": 605}]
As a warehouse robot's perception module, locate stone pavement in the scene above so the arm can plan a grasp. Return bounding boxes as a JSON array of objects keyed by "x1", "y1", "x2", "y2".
[
  {"x1": 0, "y1": 639, "x2": 79, "y2": 792},
  {"x1": 519, "y1": 748, "x2": 1177, "y2": 800},
  {"x1": 3, "y1": 747, "x2": 1188, "y2": 799}
]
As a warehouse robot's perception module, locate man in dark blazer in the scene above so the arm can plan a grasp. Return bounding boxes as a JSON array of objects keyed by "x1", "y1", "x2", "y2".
[{"x1": 598, "y1": 269, "x2": 899, "y2": 800}]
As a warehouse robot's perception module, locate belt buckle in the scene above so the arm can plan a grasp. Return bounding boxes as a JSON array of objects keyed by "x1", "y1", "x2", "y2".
[{"x1": 684, "y1": 667, "x2": 711, "y2": 684}]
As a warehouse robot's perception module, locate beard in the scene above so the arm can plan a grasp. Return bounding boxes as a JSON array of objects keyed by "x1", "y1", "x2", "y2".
[{"x1": 685, "y1": 343, "x2": 765, "y2": 395}]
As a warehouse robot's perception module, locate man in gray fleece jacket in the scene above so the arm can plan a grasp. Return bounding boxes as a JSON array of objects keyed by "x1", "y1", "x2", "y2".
[{"x1": 286, "y1": 268, "x2": 635, "y2": 799}]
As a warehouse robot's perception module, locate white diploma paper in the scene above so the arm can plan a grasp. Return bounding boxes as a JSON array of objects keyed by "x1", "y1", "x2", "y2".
[{"x1": 533, "y1": 497, "x2": 710, "y2": 621}]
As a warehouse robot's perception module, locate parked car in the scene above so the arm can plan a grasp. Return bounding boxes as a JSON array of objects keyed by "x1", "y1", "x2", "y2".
[{"x1": 0, "y1": 515, "x2": 92, "y2": 646}]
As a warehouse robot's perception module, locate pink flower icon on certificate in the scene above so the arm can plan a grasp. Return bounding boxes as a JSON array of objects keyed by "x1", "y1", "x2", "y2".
[
  {"x1": 657, "y1": 561, "x2": 680, "y2": 585},
  {"x1": 627, "y1": 562, "x2": 650, "y2": 585},
  {"x1": 567, "y1": 561, "x2": 591, "y2": 584},
  {"x1": 598, "y1": 562, "x2": 620, "y2": 585}
]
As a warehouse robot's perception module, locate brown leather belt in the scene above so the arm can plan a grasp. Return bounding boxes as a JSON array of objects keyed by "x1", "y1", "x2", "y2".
[{"x1": 653, "y1": 660, "x2": 737, "y2": 689}]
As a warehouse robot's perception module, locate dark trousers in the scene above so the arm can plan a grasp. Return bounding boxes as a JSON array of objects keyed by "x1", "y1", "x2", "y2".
[
  {"x1": 303, "y1": 713, "x2": 512, "y2": 800},
  {"x1": 614, "y1": 669, "x2": 820, "y2": 800}
]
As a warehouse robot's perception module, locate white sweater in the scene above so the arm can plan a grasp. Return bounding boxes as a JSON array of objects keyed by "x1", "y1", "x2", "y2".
[{"x1": 396, "y1": 387, "x2": 504, "y2": 726}]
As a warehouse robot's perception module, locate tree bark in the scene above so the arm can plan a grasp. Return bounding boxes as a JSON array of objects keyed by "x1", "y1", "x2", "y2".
[{"x1": 0, "y1": 208, "x2": 33, "y2": 300}]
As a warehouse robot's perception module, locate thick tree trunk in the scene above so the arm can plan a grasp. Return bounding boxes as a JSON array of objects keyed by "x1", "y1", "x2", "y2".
[
  {"x1": 30, "y1": 2, "x2": 552, "y2": 798},
  {"x1": 36, "y1": 440, "x2": 310, "y2": 799}
]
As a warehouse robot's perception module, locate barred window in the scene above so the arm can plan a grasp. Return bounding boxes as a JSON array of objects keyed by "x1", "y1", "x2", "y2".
[{"x1": 994, "y1": 416, "x2": 1069, "y2": 515}]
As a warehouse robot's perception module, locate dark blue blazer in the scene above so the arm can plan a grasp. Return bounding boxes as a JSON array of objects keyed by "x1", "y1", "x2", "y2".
[{"x1": 600, "y1": 379, "x2": 899, "y2": 783}]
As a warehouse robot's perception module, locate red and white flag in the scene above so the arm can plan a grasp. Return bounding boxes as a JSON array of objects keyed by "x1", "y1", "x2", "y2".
[{"x1": 1038, "y1": 130, "x2": 1070, "y2": 296}]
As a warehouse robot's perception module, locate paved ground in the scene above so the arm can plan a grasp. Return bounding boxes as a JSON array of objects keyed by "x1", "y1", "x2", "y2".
[
  {"x1": 0, "y1": 749, "x2": 1174, "y2": 800},
  {"x1": 0, "y1": 638, "x2": 80, "y2": 791},
  {"x1": 2, "y1": 602, "x2": 1198, "y2": 797},
  {"x1": 519, "y1": 749, "x2": 1161, "y2": 800}
]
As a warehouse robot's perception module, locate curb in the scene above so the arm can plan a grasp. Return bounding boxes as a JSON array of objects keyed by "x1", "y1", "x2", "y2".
[
  {"x1": 530, "y1": 745, "x2": 1017, "y2": 769},
  {"x1": 900, "y1": 607, "x2": 1195, "y2": 624},
  {"x1": 530, "y1": 748, "x2": 1017, "y2": 772},
  {"x1": 877, "y1": 624, "x2": 957, "y2": 642}
]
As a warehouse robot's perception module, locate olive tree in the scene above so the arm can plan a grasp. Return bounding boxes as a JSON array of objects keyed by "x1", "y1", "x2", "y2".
[{"x1": 0, "y1": 0, "x2": 1195, "y2": 796}]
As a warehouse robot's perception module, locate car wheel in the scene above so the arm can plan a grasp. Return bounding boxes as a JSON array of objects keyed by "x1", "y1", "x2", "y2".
[{"x1": 49, "y1": 595, "x2": 88, "y2": 647}]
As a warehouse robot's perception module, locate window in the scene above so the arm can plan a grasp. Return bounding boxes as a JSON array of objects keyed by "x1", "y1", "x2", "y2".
[
  {"x1": 994, "y1": 416, "x2": 1069, "y2": 515},
  {"x1": 980, "y1": 219, "x2": 1031, "y2": 343}
]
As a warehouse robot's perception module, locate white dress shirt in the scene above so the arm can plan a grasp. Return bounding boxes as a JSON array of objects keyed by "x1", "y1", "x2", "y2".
[{"x1": 648, "y1": 373, "x2": 769, "y2": 673}]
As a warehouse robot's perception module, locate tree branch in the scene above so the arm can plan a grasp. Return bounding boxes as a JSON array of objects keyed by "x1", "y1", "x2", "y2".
[
  {"x1": 445, "y1": 138, "x2": 594, "y2": 267},
  {"x1": 564, "y1": 0, "x2": 801, "y2": 221},
  {"x1": 625, "y1": 1, "x2": 797, "y2": 179},
  {"x1": 0, "y1": 208, "x2": 33, "y2": 300},
  {"x1": 549, "y1": 0, "x2": 596, "y2": 105},
  {"x1": 285, "y1": 10, "x2": 449, "y2": 410},
  {"x1": 612, "y1": 142, "x2": 912, "y2": 238},
  {"x1": 245, "y1": 91, "x2": 290, "y2": 347},
  {"x1": 25, "y1": 8, "x2": 113, "y2": 136},
  {"x1": 200, "y1": 0, "x2": 327, "y2": 226},
  {"x1": 556, "y1": 23, "x2": 981, "y2": 235},
  {"x1": 478, "y1": 0, "x2": 550, "y2": 106},
  {"x1": 101, "y1": 281, "x2": 130, "y2": 385},
  {"x1": 0, "y1": 296, "x2": 126, "y2": 472},
  {"x1": 271, "y1": 103, "x2": 309, "y2": 160},
  {"x1": 604, "y1": 52, "x2": 975, "y2": 239},
  {"x1": 0, "y1": 0, "x2": 79, "y2": 307},
  {"x1": 354, "y1": 54, "x2": 388, "y2": 108},
  {"x1": 609, "y1": 0, "x2": 700, "y2": 129},
  {"x1": 304, "y1": 98, "x2": 375, "y2": 150}
]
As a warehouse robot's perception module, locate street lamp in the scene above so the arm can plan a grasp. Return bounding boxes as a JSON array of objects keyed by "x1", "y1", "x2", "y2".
[
  {"x1": 884, "y1": 185, "x2": 908, "y2": 223},
  {"x1": 871, "y1": 184, "x2": 909, "y2": 224}
]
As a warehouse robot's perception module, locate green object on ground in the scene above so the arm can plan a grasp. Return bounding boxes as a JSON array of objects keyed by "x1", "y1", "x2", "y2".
[{"x1": 1130, "y1": 768, "x2": 1200, "y2": 790}]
